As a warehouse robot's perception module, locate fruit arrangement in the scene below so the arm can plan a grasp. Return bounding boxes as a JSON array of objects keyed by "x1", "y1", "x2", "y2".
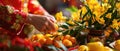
[
  {"x1": 78, "y1": 39, "x2": 120, "y2": 51},
  {"x1": 30, "y1": 34, "x2": 77, "y2": 49},
  {"x1": 78, "y1": 42, "x2": 113, "y2": 51}
]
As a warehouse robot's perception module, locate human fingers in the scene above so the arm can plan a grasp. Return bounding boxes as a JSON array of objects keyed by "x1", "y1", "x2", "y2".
[
  {"x1": 46, "y1": 15, "x2": 56, "y2": 23},
  {"x1": 47, "y1": 20, "x2": 56, "y2": 32}
]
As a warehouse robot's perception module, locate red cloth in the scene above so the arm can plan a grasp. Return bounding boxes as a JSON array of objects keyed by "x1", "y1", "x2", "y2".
[{"x1": 0, "y1": 0, "x2": 23, "y2": 11}]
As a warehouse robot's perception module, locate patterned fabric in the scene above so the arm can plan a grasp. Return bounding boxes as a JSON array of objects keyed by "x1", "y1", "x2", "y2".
[
  {"x1": 0, "y1": 0, "x2": 47, "y2": 38},
  {"x1": 0, "y1": 5, "x2": 27, "y2": 38}
]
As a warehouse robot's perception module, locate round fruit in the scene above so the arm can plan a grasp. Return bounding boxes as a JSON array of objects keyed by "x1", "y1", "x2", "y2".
[
  {"x1": 39, "y1": 38, "x2": 46, "y2": 45},
  {"x1": 64, "y1": 35, "x2": 71, "y2": 40},
  {"x1": 62, "y1": 39, "x2": 72, "y2": 47},
  {"x1": 78, "y1": 45, "x2": 89, "y2": 51},
  {"x1": 36, "y1": 34, "x2": 44, "y2": 39},
  {"x1": 44, "y1": 34, "x2": 53, "y2": 39},
  {"x1": 115, "y1": 40, "x2": 120, "y2": 51},
  {"x1": 69, "y1": 37, "x2": 76, "y2": 44},
  {"x1": 87, "y1": 42, "x2": 104, "y2": 51},
  {"x1": 45, "y1": 38, "x2": 53, "y2": 45},
  {"x1": 104, "y1": 46, "x2": 113, "y2": 51},
  {"x1": 31, "y1": 34, "x2": 44, "y2": 41}
]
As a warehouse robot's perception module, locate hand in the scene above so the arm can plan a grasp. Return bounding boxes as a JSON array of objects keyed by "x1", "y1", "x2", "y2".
[{"x1": 27, "y1": 14, "x2": 56, "y2": 33}]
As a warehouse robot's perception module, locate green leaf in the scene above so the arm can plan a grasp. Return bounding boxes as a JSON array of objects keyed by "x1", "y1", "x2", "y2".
[
  {"x1": 66, "y1": 6, "x2": 78, "y2": 12},
  {"x1": 80, "y1": 11, "x2": 82, "y2": 17},
  {"x1": 60, "y1": 24, "x2": 69, "y2": 29},
  {"x1": 58, "y1": 30, "x2": 64, "y2": 32},
  {"x1": 82, "y1": 5, "x2": 93, "y2": 28},
  {"x1": 70, "y1": 6, "x2": 78, "y2": 12},
  {"x1": 112, "y1": 10, "x2": 117, "y2": 19},
  {"x1": 88, "y1": 17, "x2": 92, "y2": 28},
  {"x1": 69, "y1": 29, "x2": 75, "y2": 36},
  {"x1": 63, "y1": 30, "x2": 70, "y2": 35}
]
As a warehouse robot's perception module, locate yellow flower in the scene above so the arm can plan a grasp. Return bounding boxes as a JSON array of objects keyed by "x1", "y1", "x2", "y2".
[
  {"x1": 93, "y1": 4, "x2": 105, "y2": 17},
  {"x1": 87, "y1": 0, "x2": 98, "y2": 6},
  {"x1": 100, "y1": 6, "x2": 106, "y2": 14},
  {"x1": 55, "y1": 12, "x2": 66, "y2": 22},
  {"x1": 116, "y1": 3, "x2": 120, "y2": 9},
  {"x1": 93, "y1": 11, "x2": 101, "y2": 17},
  {"x1": 111, "y1": 19, "x2": 119, "y2": 30},
  {"x1": 95, "y1": 16, "x2": 100, "y2": 21},
  {"x1": 71, "y1": 12, "x2": 80, "y2": 21},
  {"x1": 94, "y1": 4, "x2": 101, "y2": 10},
  {"x1": 67, "y1": 20, "x2": 75, "y2": 25},
  {"x1": 96, "y1": 17, "x2": 105, "y2": 24},
  {"x1": 106, "y1": 13, "x2": 112, "y2": 19},
  {"x1": 118, "y1": 22, "x2": 120, "y2": 27},
  {"x1": 102, "y1": 3, "x2": 111, "y2": 9},
  {"x1": 81, "y1": 6, "x2": 87, "y2": 15},
  {"x1": 78, "y1": 9, "x2": 81, "y2": 13},
  {"x1": 89, "y1": 3, "x2": 100, "y2": 12},
  {"x1": 99, "y1": 17, "x2": 105, "y2": 24},
  {"x1": 89, "y1": 5, "x2": 94, "y2": 11}
]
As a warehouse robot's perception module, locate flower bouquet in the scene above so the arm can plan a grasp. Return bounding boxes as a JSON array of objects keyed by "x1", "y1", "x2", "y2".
[{"x1": 55, "y1": 0, "x2": 120, "y2": 45}]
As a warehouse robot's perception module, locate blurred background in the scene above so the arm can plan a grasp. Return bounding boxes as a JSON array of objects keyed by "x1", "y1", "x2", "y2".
[{"x1": 38, "y1": 0, "x2": 83, "y2": 14}]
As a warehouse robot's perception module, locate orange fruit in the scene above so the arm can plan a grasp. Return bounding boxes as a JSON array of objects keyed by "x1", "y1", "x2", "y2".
[
  {"x1": 64, "y1": 35, "x2": 71, "y2": 40},
  {"x1": 39, "y1": 38, "x2": 46, "y2": 45},
  {"x1": 62, "y1": 39, "x2": 72, "y2": 47},
  {"x1": 31, "y1": 35, "x2": 37, "y2": 41},
  {"x1": 69, "y1": 37, "x2": 76, "y2": 44},
  {"x1": 54, "y1": 41, "x2": 61, "y2": 48},
  {"x1": 31, "y1": 34, "x2": 43, "y2": 41},
  {"x1": 45, "y1": 38, "x2": 53, "y2": 45},
  {"x1": 61, "y1": 36, "x2": 64, "y2": 40}
]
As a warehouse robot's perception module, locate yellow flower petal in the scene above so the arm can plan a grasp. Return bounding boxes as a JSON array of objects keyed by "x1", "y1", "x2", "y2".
[{"x1": 106, "y1": 13, "x2": 112, "y2": 19}]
